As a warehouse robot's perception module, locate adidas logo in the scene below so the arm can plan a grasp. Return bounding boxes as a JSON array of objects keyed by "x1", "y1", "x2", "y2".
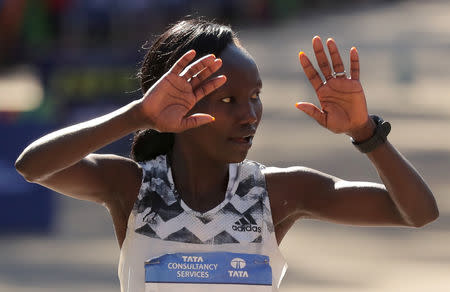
[{"x1": 232, "y1": 214, "x2": 261, "y2": 233}]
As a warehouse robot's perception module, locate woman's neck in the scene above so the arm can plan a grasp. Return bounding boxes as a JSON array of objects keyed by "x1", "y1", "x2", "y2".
[{"x1": 169, "y1": 144, "x2": 229, "y2": 213}]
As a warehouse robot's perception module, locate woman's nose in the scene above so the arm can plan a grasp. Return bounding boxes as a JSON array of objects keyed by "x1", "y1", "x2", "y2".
[{"x1": 239, "y1": 101, "x2": 259, "y2": 125}]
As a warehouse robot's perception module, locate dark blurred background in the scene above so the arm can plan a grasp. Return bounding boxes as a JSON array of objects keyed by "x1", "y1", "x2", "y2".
[{"x1": 1, "y1": 1, "x2": 449, "y2": 292}]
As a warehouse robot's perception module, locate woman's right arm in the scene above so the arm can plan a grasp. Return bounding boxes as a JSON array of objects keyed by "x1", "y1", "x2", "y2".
[
  {"x1": 14, "y1": 50, "x2": 226, "y2": 207},
  {"x1": 15, "y1": 100, "x2": 146, "y2": 204}
]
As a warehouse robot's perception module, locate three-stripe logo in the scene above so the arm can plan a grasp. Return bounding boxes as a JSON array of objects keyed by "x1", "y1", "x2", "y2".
[{"x1": 232, "y1": 214, "x2": 261, "y2": 233}]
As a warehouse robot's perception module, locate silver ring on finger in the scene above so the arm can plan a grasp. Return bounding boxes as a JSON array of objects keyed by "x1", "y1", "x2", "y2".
[
  {"x1": 187, "y1": 75, "x2": 196, "y2": 83},
  {"x1": 333, "y1": 70, "x2": 346, "y2": 78},
  {"x1": 325, "y1": 74, "x2": 334, "y2": 81}
]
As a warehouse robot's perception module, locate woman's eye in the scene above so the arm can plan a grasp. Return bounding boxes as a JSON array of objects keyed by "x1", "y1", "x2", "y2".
[{"x1": 221, "y1": 97, "x2": 232, "y2": 103}]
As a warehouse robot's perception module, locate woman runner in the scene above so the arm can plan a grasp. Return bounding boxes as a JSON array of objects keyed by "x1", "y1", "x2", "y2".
[{"x1": 15, "y1": 18, "x2": 438, "y2": 292}]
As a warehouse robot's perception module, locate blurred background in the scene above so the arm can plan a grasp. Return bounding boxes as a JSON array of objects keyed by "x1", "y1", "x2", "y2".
[{"x1": 1, "y1": 0, "x2": 449, "y2": 291}]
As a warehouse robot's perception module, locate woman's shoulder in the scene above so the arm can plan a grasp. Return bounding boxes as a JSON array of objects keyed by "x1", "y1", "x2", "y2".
[
  {"x1": 261, "y1": 164, "x2": 311, "y2": 176},
  {"x1": 240, "y1": 160, "x2": 315, "y2": 186}
]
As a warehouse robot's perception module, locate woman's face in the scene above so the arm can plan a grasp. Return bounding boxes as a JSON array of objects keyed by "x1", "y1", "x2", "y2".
[{"x1": 176, "y1": 43, "x2": 263, "y2": 163}]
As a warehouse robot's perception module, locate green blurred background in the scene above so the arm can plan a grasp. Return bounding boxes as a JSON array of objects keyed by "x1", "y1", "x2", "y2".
[{"x1": 1, "y1": 0, "x2": 449, "y2": 291}]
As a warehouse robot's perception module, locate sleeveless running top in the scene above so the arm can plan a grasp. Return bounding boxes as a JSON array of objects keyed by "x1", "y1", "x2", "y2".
[{"x1": 118, "y1": 155, "x2": 287, "y2": 292}]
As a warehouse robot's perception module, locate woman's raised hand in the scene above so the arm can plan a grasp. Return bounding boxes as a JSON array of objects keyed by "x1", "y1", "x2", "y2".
[
  {"x1": 296, "y1": 36, "x2": 370, "y2": 137},
  {"x1": 138, "y1": 50, "x2": 226, "y2": 133}
]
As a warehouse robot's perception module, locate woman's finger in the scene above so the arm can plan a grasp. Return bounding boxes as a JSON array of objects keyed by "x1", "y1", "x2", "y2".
[
  {"x1": 295, "y1": 102, "x2": 326, "y2": 127},
  {"x1": 326, "y1": 38, "x2": 346, "y2": 78},
  {"x1": 169, "y1": 50, "x2": 196, "y2": 75},
  {"x1": 193, "y1": 75, "x2": 227, "y2": 102},
  {"x1": 190, "y1": 58, "x2": 223, "y2": 89},
  {"x1": 299, "y1": 52, "x2": 323, "y2": 91},
  {"x1": 350, "y1": 47, "x2": 360, "y2": 80},
  {"x1": 181, "y1": 113, "x2": 216, "y2": 131},
  {"x1": 181, "y1": 54, "x2": 216, "y2": 82},
  {"x1": 312, "y1": 36, "x2": 333, "y2": 80}
]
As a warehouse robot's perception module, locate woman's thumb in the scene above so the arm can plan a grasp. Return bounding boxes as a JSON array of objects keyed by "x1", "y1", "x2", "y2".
[
  {"x1": 181, "y1": 113, "x2": 215, "y2": 131},
  {"x1": 295, "y1": 102, "x2": 325, "y2": 126}
]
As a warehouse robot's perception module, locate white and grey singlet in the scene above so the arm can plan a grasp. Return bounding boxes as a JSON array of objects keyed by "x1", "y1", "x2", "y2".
[{"x1": 118, "y1": 155, "x2": 287, "y2": 292}]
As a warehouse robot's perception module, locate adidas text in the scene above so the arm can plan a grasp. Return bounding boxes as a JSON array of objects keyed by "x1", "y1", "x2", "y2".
[{"x1": 232, "y1": 225, "x2": 261, "y2": 232}]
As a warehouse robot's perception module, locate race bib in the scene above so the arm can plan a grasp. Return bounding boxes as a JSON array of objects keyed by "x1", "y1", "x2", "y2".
[{"x1": 145, "y1": 252, "x2": 272, "y2": 292}]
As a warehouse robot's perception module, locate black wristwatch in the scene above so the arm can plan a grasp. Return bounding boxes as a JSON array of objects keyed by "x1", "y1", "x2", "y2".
[{"x1": 352, "y1": 115, "x2": 391, "y2": 153}]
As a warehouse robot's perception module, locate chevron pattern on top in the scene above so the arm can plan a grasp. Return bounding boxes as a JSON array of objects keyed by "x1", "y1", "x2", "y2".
[{"x1": 133, "y1": 155, "x2": 274, "y2": 245}]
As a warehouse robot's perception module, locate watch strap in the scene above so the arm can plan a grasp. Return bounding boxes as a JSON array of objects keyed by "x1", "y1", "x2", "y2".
[{"x1": 352, "y1": 115, "x2": 391, "y2": 153}]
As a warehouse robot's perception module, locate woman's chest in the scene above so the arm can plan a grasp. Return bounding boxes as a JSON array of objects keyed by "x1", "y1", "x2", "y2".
[{"x1": 133, "y1": 197, "x2": 267, "y2": 245}]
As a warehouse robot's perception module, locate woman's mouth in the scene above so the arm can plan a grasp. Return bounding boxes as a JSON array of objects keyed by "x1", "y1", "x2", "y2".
[{"x1": 229, "y1": 135, "x2": 253, "y2": 145}]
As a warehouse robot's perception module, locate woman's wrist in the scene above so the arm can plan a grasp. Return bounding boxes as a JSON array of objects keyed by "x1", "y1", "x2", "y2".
[
  {"x1": 347, "y1": 116, "x2": 376, "y2": 142},
  {"x1": 130, "y1": 99, "x2": 156, "y2": 131}
]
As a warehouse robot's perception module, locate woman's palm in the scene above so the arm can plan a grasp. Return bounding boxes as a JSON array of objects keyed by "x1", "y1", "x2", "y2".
[
  {"x1": 139, "y1": 50, "x2": 226, "y2": 133},
  {"x1": 296, "y1": 36, "x2": 369, "y2": 135},
  {"x1": 315, "y1": 77, "x2": 367, "y2": 133},
  {"x1": 147, "y1": 73, "x2": 198, "y2": 130}
]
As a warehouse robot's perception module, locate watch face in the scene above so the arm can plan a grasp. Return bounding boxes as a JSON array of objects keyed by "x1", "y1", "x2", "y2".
[{"x1": 369, "y1": 114, "x2": 383, "y2": 125}]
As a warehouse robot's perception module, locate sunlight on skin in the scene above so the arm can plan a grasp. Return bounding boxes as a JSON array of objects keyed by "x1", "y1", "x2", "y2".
[{"x1": 335, "y1": 180, "x2": 385, "y2": 191}]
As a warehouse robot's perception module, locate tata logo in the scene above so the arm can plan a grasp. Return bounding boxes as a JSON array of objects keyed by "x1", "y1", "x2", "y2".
[
  {"x1": 230, "y1": 258, "x2": 246, "y2": 269},
  {"x1": 181, "y1": 256, "x2": 204, "y2": 262},
  {"x1": 228, "y1": 258, "x2": 249, "y2": 278}
]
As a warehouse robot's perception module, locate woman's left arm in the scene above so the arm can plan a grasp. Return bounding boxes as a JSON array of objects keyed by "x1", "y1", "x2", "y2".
[
  {"x1": 270, "y1": 36, "x2": 438, "y2": 230},
  {"x1": 352, "y1": 133, "x2": 438, "y2": 227}
]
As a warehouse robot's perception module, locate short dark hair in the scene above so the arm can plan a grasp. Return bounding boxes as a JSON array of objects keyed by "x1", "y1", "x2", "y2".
[{"x1": 130, "y1": 18, "x2": 238, "y2": 162}]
